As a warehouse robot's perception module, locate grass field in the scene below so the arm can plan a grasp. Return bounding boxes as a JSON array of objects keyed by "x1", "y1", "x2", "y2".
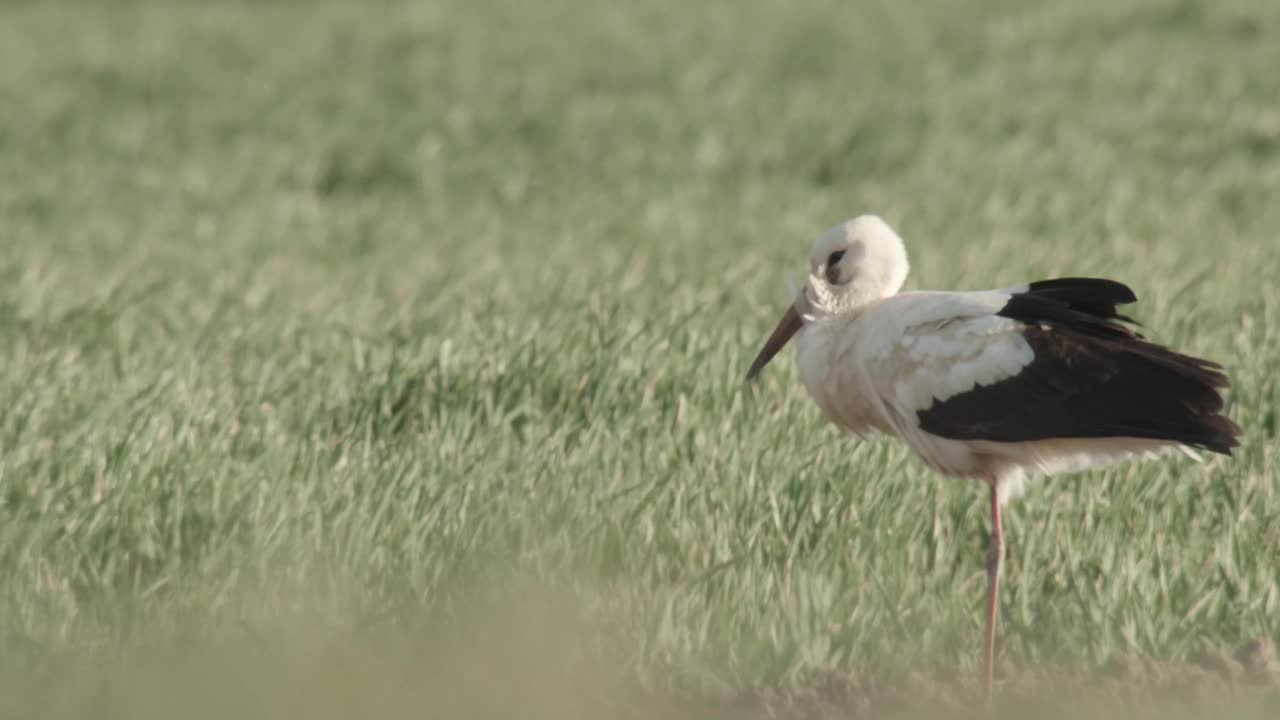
[{"x1": 2, "y1": 0, "x2": 1279, "y2": 716}]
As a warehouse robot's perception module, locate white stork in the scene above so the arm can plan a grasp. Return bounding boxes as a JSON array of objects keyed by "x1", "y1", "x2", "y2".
[{"x1": 746, "y1": 215, "x2": 1240, "y2": 705}]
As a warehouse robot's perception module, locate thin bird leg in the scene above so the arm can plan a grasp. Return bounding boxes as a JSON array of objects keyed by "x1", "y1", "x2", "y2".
[{"x1": 983, "y1": 482, "x2": 1004, "y2": 708}]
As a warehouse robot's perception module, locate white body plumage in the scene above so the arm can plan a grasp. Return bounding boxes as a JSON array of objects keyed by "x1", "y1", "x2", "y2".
[{"x1": 793, "y1": 288, "x2": 1189, "y2": 504}]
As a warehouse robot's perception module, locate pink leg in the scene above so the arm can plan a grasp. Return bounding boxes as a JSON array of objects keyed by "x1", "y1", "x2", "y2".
[{"x1": 984, "y1": 482, "x2": 1004, "y2": 708}]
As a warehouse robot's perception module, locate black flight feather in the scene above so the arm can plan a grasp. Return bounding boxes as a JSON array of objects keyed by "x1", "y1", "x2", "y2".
[{"x1": 917, "y1": 278, "x2": 1241, "y2": 454}]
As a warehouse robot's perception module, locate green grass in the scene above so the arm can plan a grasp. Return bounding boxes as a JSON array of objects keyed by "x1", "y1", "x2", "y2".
[{"x1": 2, "y1": 0, "x2": 1279, "y2": 716}]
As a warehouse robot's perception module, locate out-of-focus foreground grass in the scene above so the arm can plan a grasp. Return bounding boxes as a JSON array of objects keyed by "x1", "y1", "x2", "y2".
[{"x1": 1, "y1": 0, "x2": 1278, "y2": 716}]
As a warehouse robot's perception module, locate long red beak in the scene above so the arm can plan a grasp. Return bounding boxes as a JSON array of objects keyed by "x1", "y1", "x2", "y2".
[{"x1": 746, "y1": 304, "x2": 804, "y2": 381}]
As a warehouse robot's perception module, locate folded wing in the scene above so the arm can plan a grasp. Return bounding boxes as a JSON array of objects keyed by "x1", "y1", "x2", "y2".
[{"x1": 864, "y1": 279, "x2": 1241, "y2": 454}]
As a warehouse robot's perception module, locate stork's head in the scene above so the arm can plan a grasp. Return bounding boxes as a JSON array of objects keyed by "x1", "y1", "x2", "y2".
[
  {"x1": 807, "y1": 215, "x2": 910, "y2": 313},
  {"x1": 747, "y1": 215, "x2": 909, "y2": 381}
]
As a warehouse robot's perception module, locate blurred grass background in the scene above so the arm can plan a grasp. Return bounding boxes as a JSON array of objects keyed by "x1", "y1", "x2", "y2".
[{"x1": 1, "y1": 0, "x2": 1278, "y2": 716}]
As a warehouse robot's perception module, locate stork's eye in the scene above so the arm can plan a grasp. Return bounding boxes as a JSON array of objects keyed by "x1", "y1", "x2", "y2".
[{"x1": 825, "y1": 250, "x2": 847, "y2": 284}]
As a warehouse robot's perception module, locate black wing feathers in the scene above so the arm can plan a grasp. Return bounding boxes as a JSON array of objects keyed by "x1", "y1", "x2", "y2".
[
  {"x1": 1003, "y1": 278, "x2": 1139, "y2": 339},
  {"x1": 917, "y1": 278, "x2": 1241, "y2": 454},
  {"x1": 1024, "y1": 278, "x2": 1136, "y2": 314}
]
